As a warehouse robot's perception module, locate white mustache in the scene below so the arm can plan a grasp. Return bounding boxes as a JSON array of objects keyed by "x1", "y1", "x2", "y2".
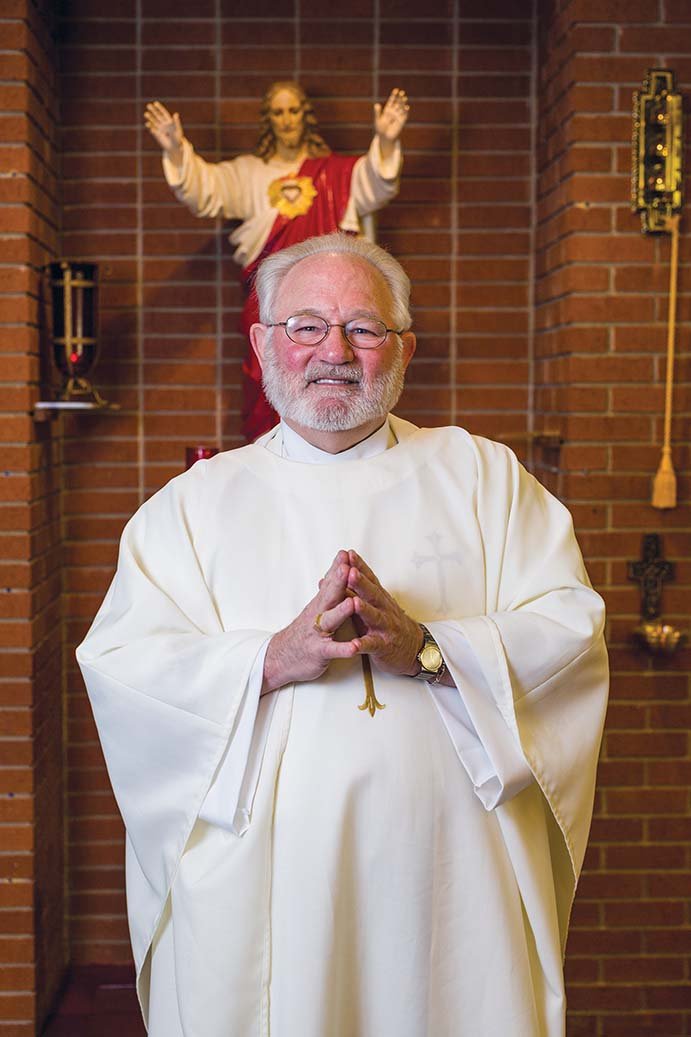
[{"x1": 305, "y1": 366, "x2": 362, "y2": 384}]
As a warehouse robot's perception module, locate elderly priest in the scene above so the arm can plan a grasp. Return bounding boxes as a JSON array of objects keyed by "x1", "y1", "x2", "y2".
[{"x1": 77, "y1": 233, "x2": 608, "y2": 1037}]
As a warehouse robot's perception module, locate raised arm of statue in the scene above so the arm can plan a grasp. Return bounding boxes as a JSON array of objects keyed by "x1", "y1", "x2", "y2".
[
  {"x1": 373, "y1": 88, "x2": 410, "y2": 161},
  {"x1": 144, "y1": 101, "x2": 185, "y2": 170}
]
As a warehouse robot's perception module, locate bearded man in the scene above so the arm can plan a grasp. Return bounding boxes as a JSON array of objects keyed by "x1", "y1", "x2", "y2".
[
  {"x1": 145, "y1": 82, "x2": 408, "y2": 440},
  {"x1": 77, "y1": 233, "x2": 608, "y2": 1037}
]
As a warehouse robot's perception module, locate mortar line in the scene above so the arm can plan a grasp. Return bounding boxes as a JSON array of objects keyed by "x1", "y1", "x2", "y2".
[
  {"x1": 449, "y1": 0, "x2": 459, "y2": 425},
  {"x1": 215, "y1": 0, "x2": 223, "y2": 449},
  {"x1": 527, "y1": 0, "x2": 537, "y2": 470},
  {"x1": 373, "y1": 0, "x2": 380, "y2": 101},
  {"x1": 294, "y1": 0, "x2": 300, "y2": 80},
  {"x1": 136, "y1": 0, "x2": 144, "y2": 502}
]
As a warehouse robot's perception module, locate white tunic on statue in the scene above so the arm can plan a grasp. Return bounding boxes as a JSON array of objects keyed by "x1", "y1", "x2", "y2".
[
  {"x1": 76, "y1": 415, "x2": 608, "y2": 1037},
  {"x1": 162, "y1": 137, "x2": 402, "y2": 268}
]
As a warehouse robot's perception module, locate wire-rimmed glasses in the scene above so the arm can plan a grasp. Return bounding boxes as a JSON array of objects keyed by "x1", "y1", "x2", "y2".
[{"x1": 265, "y1": 314, "x2": 404, "y2": 350}]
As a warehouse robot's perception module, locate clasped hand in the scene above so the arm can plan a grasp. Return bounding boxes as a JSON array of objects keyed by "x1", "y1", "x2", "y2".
[{"x1": 261, "y1": 549, "x2": 422, "y2": 694}]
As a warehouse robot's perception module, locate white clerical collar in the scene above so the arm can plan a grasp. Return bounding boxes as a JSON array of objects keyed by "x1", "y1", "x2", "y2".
[{"x1": 278, "y1": 418, "x2": 395, "y2": 463}]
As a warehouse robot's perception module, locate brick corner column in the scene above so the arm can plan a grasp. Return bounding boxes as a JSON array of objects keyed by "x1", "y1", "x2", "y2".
[{"x1": 0, "y1": 1, "x2": 66, "y2": 1032}]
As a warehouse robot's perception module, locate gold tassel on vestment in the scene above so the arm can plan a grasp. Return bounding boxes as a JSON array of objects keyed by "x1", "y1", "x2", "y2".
[{"x1": 358, "y1": 655, "x2": 385, "y2": 716}]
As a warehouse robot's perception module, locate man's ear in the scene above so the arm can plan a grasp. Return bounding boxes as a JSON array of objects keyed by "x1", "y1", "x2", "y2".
[
  {"x1": 249, "y1": 323, "x2": 267, "y2": 370},
  {"x1": 400, "y1": 331, "x2": 416, "y2": 370}
]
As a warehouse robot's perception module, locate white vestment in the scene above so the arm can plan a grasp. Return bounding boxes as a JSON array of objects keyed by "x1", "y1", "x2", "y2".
[
  {"x1": 162, "y1": 137, "x2": 402, "y2": 268},
  {"x1": 77, "y1": 416, "x2": 608, "y2": 1037}
]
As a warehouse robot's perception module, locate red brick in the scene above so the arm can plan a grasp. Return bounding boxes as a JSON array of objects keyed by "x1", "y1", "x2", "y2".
[
  {"x1": 647, "y1": 760, "x2": 691, "y2": 785},
  {"x1": 645, "y1": 986, "x2": 691, "y2": 1010},
  {"x1": 621, "y1": 26, "x2": 691, "y2": 51},
  {"x1": 648, "y1": 874, "x2": 691, "y2": 898},
  {"x1": 608, "y1": 672, "x2": 688, "y2": 701},
  {"x1": 606, "y1": 789, "x2": 687, "y2": 816},
  {"x1": 605, "y1": 845, "x2": 685, "y2": 870},
  {"x1": 603, "y1": 956, "x2": 684, "y2": 984},
  {"x1": 578, "y1": 871, "x2": 645, "y2": 899},
  {"x1": 604, "y1": 901, "x2": 684, "y2": 928},
  {"x1": 648, "y1": 818, "x2": 691, "y2": 842},
  {"x1": 645, "y1": 930, "x2": 691, "y2": 954},
  {"x1": 571, "y1": 0, "x2": 661, "y2": 18},
  {"x1": 568, "y1": 982, "x2": 644, "y2": 1011},
  {"x1": 605, "y1": 733, "x2": 688, "y2": 758},
  {"x1": 562, "y1": 235, "x2": 651, "y2": 264},
  {"x1": 0, "y1": 993, "x2": 35, "y2": 1019},
  {"x1": 589, "y1": 818, "x2": 644, "y2": 843}
]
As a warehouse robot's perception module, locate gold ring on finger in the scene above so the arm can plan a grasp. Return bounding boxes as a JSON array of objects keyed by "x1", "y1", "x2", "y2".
[{"x1": 314, "y1": 612, "x2": 332, "y2": 637}]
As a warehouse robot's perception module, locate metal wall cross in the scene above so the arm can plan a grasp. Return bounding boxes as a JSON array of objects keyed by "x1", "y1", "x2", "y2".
[{"x1": 627, "y1": 533, "x2": 675, "y2": 620}]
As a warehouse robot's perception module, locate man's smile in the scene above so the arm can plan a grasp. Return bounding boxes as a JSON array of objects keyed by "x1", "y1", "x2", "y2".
[{"x1": 310, "y1": 377, "x2": 359, "y2": 386}]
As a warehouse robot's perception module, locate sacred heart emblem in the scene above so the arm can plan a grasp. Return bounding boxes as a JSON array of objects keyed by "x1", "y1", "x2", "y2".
[
  {"x1": 268, "y1": 174, "x2": 318, "y2": 219},
  {"x1": 280, "y1": 181, "x2": 302, "y2": 204}
]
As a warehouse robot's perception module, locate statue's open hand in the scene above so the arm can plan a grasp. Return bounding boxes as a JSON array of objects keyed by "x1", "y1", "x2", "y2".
[
  {"x1": 347, "y1": 549, "x2": 422, "y2": 677},
  {"x1": 374, "y1": 88, "x2": 410, "y2": 145},
  {"x1": 144, "y1": 101, "x2": 184, "y2": 161},
  {"x1": 262, "y1": 551, "x2": 359, "y2": 693}
]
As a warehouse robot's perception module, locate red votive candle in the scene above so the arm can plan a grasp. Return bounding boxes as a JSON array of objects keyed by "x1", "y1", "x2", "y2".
[{"x1": 185, "y1": 445, "x2": 219, "y2": 470}]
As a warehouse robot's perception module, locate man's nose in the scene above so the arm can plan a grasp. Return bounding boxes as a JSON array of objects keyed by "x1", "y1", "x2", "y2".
[{"x1": 316, "y1": 324, "x2": 355, "y2": 363}]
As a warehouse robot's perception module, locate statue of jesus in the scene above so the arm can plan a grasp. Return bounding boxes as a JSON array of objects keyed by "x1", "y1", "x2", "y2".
[{"x1": 145, "y1": 83, "x2": 409, "y2": 439}]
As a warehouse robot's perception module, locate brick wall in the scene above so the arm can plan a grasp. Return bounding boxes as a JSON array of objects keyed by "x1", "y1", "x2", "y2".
[
  {"x1": 0, "y1": 1, "x2": 65, "y2": 1034},
  {"x1": 536, "y1": 2, "x2": 691, "y2": 1034},
  {"x1": 0, "y1": 1, "x2": 689, "y2": 1034}
]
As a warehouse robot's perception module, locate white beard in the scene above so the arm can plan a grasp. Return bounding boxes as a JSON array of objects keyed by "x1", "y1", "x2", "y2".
[{"x1": 261, "y1": 348, "x2": 406, "y2": 432}]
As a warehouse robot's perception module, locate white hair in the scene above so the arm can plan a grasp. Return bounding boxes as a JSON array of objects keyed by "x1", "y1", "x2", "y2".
[{"x1": 253, "y1": 232, "x2": 412, "y2": 331}]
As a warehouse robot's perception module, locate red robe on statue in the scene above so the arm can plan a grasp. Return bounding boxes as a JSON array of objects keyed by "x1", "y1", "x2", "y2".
[{"x1": 240, "y1": 153, "x2": 359, "y2": 442}]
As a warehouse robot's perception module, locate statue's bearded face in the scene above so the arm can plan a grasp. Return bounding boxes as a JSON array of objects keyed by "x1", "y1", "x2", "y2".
[{"x1": 268, "y1": 88, "x2": 305, "y2": 150}]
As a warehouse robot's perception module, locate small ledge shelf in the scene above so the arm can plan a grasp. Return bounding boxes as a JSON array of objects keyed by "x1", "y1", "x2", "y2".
[{"x1": 33, "y1": 400, "x2": 119, "y2": 421}]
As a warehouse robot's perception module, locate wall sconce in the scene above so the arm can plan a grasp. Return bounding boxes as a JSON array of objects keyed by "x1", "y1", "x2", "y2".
[{"x1": 35, "y1": 260, "x2": 118, "y2": 418}]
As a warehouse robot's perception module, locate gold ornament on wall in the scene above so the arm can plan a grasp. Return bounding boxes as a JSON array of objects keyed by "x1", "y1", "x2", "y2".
[
  {"x1": 632, "y1": 68, "x2": 683, "y2": 234},
  {"x1": 631, "y1": 68, "x2": 684, "y2": 509}
]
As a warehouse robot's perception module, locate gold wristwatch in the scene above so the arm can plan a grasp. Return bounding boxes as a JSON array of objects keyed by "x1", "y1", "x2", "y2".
[{"x1": 414, "y1": 625, "x2": 446, "y2": 684}]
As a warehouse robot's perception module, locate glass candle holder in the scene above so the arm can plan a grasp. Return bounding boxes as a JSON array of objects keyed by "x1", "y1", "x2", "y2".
[
  {"x1": 185, "y1": 446, "x2": 219, "y2": 470},
  {"x1": 49, "y1": 261, "x2": 99, "y2": 397}
]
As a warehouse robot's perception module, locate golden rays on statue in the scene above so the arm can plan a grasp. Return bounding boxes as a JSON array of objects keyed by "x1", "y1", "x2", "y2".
[{"x1": 268, "y1": 174, "x2": 318, "y2": 218}]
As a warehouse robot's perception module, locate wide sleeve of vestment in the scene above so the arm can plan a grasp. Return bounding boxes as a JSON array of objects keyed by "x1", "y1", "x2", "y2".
[
  {"x1": 76, "y1": 461, "x2": 271, "y2": 952},
  {"x1": 162, "y1": 138, "x2": 252, "y2": 221},
  {"x1": 425, "y1": 435, "x2": 608, "y2": 893}
]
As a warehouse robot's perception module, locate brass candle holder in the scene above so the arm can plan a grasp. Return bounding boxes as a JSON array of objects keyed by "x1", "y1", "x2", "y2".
[{"x1": 35, "y1": 260, "x2": 118, "y2": 418}]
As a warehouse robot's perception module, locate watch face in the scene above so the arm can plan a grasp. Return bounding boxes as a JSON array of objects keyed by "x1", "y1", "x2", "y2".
[{"x1": 420, "y1": 644, "x2": 443, "y2": 672}]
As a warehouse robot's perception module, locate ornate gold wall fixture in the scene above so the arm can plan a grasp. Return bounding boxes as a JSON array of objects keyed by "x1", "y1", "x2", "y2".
[
  {"x1": 632, "y1": 68, "x2": 683, "y2": 234},
  {"x1": 632, "y1": 69, "x2": 684, "y2": 509}
]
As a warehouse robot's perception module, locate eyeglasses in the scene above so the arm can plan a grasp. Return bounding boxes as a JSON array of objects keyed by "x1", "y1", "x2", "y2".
[{"x1": 265, "y1": 314, "x2": 404, "y2": 350}]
